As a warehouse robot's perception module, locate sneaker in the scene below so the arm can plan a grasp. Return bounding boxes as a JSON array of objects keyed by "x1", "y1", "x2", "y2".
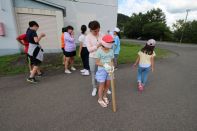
[
  {"x1": 103, "y1": 97, "x2": 109, "y2": 105},
  {"x1": 26, "y1": 77, "x2": 37, "y2": 83},
  {"x1": 107, "y1": 89, "x2": 112, "y2": 94},
  {"x1": 71, "y1": 66, "x2": 76, "y2": 71},
  {"x1": 138, "y1": 83, "x2": 144, "y2": 92},
  {"x1": 80, "y1": 69, "x2": 86, "y2": 73},
  {"x1": 36, "y1": 73, "x2": 43, "y2": 77},
  {"x1": 65, "y1": 69, "x2": 72, "y2": 74},
  {"x1": 91, "y1": 88, "x2": 97, "y2": 96},
  {"x1": 81, "y1": 70, "x2": 90, "y2": 76},
  {"x1": 98, "y1": 99, "x2": 107, "y2": 108}
]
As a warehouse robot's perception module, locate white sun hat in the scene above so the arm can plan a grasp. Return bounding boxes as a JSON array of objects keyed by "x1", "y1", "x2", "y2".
[
  {"x1": 114, "y1": 27, "x2": 120, "y2": 32},
  {"x1": 147, "y1": 39, "x2": 156, "y2": 46}
]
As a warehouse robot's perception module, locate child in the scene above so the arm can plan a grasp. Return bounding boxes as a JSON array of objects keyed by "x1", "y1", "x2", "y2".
[
  {"x1": 26, "y1": 21, "x2": 45, "y2": 83},
  {"x1": 61, "y1": 27, "x2": 67, "y2": 65},
  {"x1": 78, "y1": 25, "x2": 90, "y2": 76},
  {"x1": 95, "y1": 35, "x2": 114, "y2": 108},
  {"x1": 16, "y1": 34, "x2": 31, "y2": 71},
  {"x1": 133, "y1": 39, "x2": 156, "y2": 91},
  {"x1": 64, "y1": 25, "x2": 76, "y2": 74},
  {"x1": 113, "y1": 27, "x2": 121, "y2": 69}
]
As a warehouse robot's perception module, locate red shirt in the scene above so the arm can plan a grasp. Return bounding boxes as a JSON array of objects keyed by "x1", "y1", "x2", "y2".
[{"x1": 17, "y1": 34, "x2": 29, "y2": 53}]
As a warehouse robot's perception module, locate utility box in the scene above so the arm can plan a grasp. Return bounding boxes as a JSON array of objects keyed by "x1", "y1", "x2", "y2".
[{"x1": 0, "y1": 22, "x2": 5, "y2": 36}]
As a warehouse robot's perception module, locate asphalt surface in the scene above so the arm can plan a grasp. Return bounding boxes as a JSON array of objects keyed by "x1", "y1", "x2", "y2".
[{"x1": 0, "y1": 40, "x2": 197, "y2": 131}]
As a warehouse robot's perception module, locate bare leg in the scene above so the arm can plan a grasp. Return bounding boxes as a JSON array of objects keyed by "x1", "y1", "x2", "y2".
[
  {"x1": 103, "y1": 80, "x2": 111, "y2": 98},
  {"x1": 29, "y1": 66, "x2": 38, "y2": 78},
  {"x1": 70, "y1": 57, "x2": 74, "y2": 67},
  {"x1": 98, "y1": 82, "x2": 105, "y2": 100},
  {"x1": 36, "y1": 67, "x2": 42, "y2": 74},
  {"x1": 65, "y1": 57, "x2": 70, "y2": 70},
  {"x1": 28, "y1": 64, "x2": 32, "y2": 72},
  {"x1": 63, "y1": 56, "x2": 66, "y2": 65}
]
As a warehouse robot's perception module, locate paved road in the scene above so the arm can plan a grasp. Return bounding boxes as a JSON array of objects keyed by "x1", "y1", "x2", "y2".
[{"x1": 0, "y1": 41, "x2": 197, "y2": 131}]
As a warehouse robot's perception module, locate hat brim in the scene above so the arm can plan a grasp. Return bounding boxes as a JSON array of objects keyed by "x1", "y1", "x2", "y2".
[
  {"x1": 146, "y1": 43, "x2": 155, "y2": 46},
  {"x1": 101, "y1": 41, "x2": 113, "y2": 49}
]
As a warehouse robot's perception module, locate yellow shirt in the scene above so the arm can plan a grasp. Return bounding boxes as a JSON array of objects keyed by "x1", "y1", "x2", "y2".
[{"x1": 138, "y1": 51, "x2": 156, "y2": 67}]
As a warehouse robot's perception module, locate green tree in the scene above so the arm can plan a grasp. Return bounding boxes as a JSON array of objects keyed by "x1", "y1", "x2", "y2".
[
  {"x1": 146, "y1": 8, "x2": 166, "y2": 23},
  {"x1": 124, "y1": 13, "x2": 147, "y2": 38},
  {"x1": 117, "y1": 13, "x2": 130, "y2": 31},
  {"x1": 172, "y1": 20, "x2": 184, "y2": 41},
  {"x1": 173, "y1": 20, "x2": 197, "y2": 43},
  {"x1": 122, "y1": 8, "x2": 172, "y2": 40},
  {"x1": 142, "y1": 22, "x2": 172, "y2": 41},
  {"x1": 117, "y1": 8, "x2": 197, "y2": 43}
]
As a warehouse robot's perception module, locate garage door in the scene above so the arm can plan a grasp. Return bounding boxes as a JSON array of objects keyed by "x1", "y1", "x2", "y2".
[{"x1": 17, "y1": 13, "x2": 59, "y2": 51}]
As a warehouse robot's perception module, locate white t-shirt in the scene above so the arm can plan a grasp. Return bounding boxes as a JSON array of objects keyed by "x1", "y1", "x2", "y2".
[{"x1": 78, "y1": 34, "x2": 86, "y2": 47}]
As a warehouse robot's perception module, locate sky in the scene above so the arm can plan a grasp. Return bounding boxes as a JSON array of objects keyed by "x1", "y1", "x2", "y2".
[{"x1": 118, "y1": 0, "x2": 197, "y2": 28}]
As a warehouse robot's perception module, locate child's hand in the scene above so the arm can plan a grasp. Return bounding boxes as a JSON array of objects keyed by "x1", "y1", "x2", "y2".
[
  {"x1": 71, "y1": 31, "x2": 74, "y2": 37},
  {"x1": 132, "y1": 63, "x2": 137, "y2": 68},
  {"x1": 40, "y1": 33, "x2": 46, "y2": 37},
  {"x1": 97, "y1": 43, "x2": 102, "y2": 48},
  {"x1": 103, "y1": 63, "x2": 112, "y2": 72}
]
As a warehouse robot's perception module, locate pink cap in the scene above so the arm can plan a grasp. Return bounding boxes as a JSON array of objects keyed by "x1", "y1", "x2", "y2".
[{"x1": 101, "y1": 35, "x2": 114, "y2": 48}]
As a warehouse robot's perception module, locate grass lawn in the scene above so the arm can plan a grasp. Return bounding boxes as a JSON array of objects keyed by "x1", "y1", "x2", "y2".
[{"x1": 0, "y1": 42, "x2": 170, "y2": 76}]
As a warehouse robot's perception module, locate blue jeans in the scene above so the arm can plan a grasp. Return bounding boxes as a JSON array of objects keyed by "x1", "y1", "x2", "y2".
[{"x1": 137, "y1": 66, "x2": 151, "y2": 86}]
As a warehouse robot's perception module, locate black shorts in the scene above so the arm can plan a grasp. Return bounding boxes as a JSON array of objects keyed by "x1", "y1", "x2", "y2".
[
  {"x1": 26, "y1": 54, "x2": 31, "y2": 65},
  {"x1": 30, "y1": 56, "x2": 41, "y2": 66},
  {"x1": 62, "y1": 48, "x2": 65, "y2": 54},
  {"x1": 64, "y1": 51, "x2": 76, "y2": 57}
]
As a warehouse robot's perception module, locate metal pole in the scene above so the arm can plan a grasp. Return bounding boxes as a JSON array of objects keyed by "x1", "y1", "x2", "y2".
[{"x1": 180, "y1": 9, "x2": 190, "y2": 43}]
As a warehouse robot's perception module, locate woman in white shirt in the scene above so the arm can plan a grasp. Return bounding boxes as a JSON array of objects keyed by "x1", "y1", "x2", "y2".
[{"x1": 78, "y1": 25, "x2": 90, "y2": 75}]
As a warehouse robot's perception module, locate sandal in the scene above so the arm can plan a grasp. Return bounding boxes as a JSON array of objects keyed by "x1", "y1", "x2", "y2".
[
  {"x1": 103, "y1": 97, "x2": 109, "y2": 105},
  {"x1": 98, "y1": 100, "x2": 107, "y2": 108},
  {"x1": 138, "y1": 83, "x2": 144, "y2": 92}
]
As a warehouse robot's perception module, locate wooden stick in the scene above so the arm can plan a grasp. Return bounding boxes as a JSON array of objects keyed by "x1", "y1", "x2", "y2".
[{"x1": 110, "y1": 72, "x2": 117, "y2": 112}]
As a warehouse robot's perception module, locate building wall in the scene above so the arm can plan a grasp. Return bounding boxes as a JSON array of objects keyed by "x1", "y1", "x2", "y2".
[
  {"x1": 64, "y1": 0, "x2": 118, "y2": 38},
  {"x1": 15, "y1": 8, "x2": 64, "y2": 53},
  {"x1": 0, "y1": 0, "x2": 20, "y2": 56},
  {"x1": 45, "y1": 0, "x2": 118, "y2": 39},
  {"x1": 13, "y1": 0, "x2": 64, "y2": 53},
  {"x1": 13, "y1": 0, "x2": 58, "y2": 11},
  {"x1": 0, "y1": 0, "x2": 118, "y2": 56}
]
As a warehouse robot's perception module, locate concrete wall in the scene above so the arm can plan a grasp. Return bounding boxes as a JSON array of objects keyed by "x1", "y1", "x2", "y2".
[
  {"x1": 0, "y1": 0, "x2": 20, "y2": 56},
  {"x1": 38, "y1": 0, "x2": 118, "y2": 41},
  {"x1": 15, "y1": 7, "x2": 64, "y2": 53},
  {"x1": 13, "y1": 0, "x2": 58, "y2": 11},
  {"x1": 14, "y1": 0, "x2": 118, "y2": 43},
  {"x1": 0, "y1": 0, "x2": 118, "y2": 56}
]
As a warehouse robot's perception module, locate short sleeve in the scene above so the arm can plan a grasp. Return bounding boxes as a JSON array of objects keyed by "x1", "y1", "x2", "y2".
[
  {"x1": 152, "y1": 51, "x2": 156, "y2": 57},
  {"x1": 32, "y1": 31, "x2": 38, "y2": 38},
  {"x1": 78, "y1": 35, "x2": 83, "y2": 42},
  {"x1": 138, "y1": 51, "x2": 142, "y2": 55}
]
